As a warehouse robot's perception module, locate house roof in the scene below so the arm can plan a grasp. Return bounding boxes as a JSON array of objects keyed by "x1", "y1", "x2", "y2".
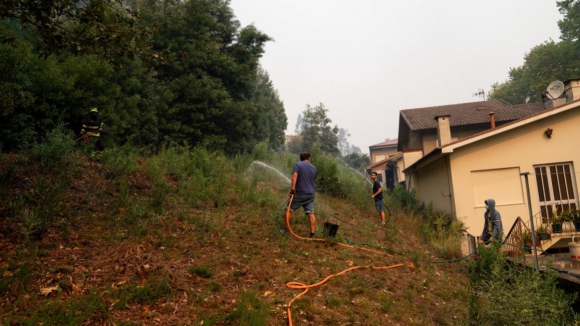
[
  {"x1": 366, "y1": 152, "x2": 402, "y2": 170},
  {"x1": 369, "y1": 139, "x2": 398, "y2": 148},
  {"x1": 403, "y1": 98, "x2": 580, "y2": 173},
  {"x1": 400, "y1": 99, "x2": 544, "y2": 131}
]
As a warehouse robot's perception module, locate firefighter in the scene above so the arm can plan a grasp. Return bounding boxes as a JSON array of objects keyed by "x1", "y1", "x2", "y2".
[{"x1": 81, "y1": 108, "x2": 105, "y2": 152}]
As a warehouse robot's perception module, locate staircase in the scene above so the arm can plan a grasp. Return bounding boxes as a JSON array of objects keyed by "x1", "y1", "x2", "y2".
[{"x1": 502, "y1": 216, "x2": 580, "y2": 255}]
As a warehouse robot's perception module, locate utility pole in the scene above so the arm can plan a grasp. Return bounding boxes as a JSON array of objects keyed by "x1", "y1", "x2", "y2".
[{"x1": 521, "y1": 172, "x2": 540, "y2": 272}]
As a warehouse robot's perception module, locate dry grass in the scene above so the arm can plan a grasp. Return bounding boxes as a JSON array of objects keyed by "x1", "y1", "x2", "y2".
[{"x1": 0, "y1": 153, "x2": 470, "y2": 325}]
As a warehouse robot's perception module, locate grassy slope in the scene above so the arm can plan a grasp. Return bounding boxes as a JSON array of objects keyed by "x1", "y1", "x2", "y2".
[{"x1": 0, "y1": 153, "x2": 470, "y2": 325}]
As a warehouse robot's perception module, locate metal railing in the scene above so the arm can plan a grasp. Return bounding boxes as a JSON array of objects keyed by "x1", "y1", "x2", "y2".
[{"x1": 501, "y1": 216, "x2": 541, "y2": 256}]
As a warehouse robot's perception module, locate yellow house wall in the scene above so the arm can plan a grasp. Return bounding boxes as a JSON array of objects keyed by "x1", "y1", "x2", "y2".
[
  {"x1": 422, "y1": 133, "x2": 438, "y2": 154},
  {"x1": 416, "y1": 157, "x2": 453, "y2": 213},
  {"x1": 422, "y1": 127, "x2": 488, "y2": 154},
  {"x1": 403, "y1": 151, "x2": 424, "y2": 170},
  {"x1": 370, "y1": 147, "x2": 398, "y2": 163},
  {"x1": 449, "y1": 107, "x2": 580, "y2": 237},
  {"x1": 396, "y1": 159, "x2": 405, "y2": 184}
]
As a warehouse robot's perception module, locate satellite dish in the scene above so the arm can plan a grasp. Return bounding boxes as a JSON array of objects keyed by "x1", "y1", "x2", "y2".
[{"x1": 546, "y1": 80, "x2": 564, "y2": 99}]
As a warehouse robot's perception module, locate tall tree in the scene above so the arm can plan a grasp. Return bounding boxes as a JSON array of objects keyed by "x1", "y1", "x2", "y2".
[
  {"x1": 558, "y1": 0, "x2": 580, "y2": 42},
  {"x1": 337, "y1": 128, "x2": 362, "y2": 156},
  {"x1": 300, "y1": 103, "x2": 339, "y2": 155},
  {"x1": 0, "y1": 0, "x2": 154, "y2": 64},
  {"x1": 295, "y1": 113, "x2": 307, "y2": 134},
  {"x1": 139, "y1": 0, "x2": 273, "y2": 152},
  {"x1": 489, "y1": 1, "x2": 580, "y2": 104},
  {"x1": 0, "y1": 0, "x2": 286, "y2": 153},
  {"x1": 488, "y1": 41, "x2": 579, "y2": 103},
  {"x1": 247, "y1": 67, "x2": 287, "y2": 150},
  {"x1": 342, "y1": 153, "x2": 370, "y2": 171}
]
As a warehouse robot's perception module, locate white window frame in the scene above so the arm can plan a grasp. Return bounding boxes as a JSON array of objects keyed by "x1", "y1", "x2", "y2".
[{"x1": 534, "y1": 162, "x2": 579, "y2": 221}]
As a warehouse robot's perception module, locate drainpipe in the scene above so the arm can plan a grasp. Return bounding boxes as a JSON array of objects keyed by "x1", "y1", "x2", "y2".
[
  {"x1": 445, "y1": 156, "x2": 455, "y2": 217},
  {"x1": 489, "y1": 111, "x2": 495, "y2": 129}
]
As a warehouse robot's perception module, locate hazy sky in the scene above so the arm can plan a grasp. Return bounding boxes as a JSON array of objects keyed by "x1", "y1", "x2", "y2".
[{"x1": 230, "y1": 1, "x2": 563, "y2": 154}]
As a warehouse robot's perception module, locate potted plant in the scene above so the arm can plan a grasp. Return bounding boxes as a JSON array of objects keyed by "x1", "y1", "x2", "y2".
[
  {"x1": 537, "y1": 225, "x2": 548, "y2": 240},
  {"x1": 572, "y1": 209, "x2": 580, "y2": 231},
  {"x1": 551, "y1": 212, "x2": 563, "y2": 233},
  {"x1": 522, "y1": 230, "x2": 532, "y2": 254}
]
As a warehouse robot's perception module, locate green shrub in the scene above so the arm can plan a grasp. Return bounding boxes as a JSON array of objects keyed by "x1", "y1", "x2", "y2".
[
  {"x1": 13, "y1": 175, "x2": 71, "y2": 240},
  {"x1": 189, "y1": 266, "x2": 213, "y2": 278},
  {"x1": 0, "y1": 263, "x2": 32, "y2": 294},
  {"x1": 252, "y1": 142, "x2": 273, "y2": 162},
  {"x1": 467, "y1": 245, "x2": 577, "y2": 325},
  {"x1": 150, "y1": 179, "x2": 171, "y2": 213},
  {"x1": 309, "y1": 145, "x2": 346, "y2": 197},
  {"x1": 100, "y1": 146, "x2": 139, "y2": 177},
  {"x1": 335, "y1": 163, "x2": 372, "y2": 210},
  {"x1": 387, "y1": 184, "x2": 420, "y2": 211},
  {"x1": 7, "y1": 290, "x2": 108, "y2": 325},
  {"x1": 420, "y1": 203, "x2": 463, "y2": 259},
  {"x1": 202, "y1": 291, "x2": 269, "y2": 325},
  {"x1": 0, "y1": 165, "x2": 16, "y2": 193},
  {"x1": 31, "y1": 125, "x2": 76, "y2": 169},
  {"x1": 207, "y1": 281, "x2": 222, "y2": 292},
  {"x1": 113, "y1": 277, "x2": 172, "y2": 309},
  {"x1": 129, "y1": 277, "x2": 172, "y2": 304}
]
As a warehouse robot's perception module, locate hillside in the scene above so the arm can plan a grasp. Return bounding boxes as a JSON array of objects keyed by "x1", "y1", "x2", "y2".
[{"x1": 0, "y1": 150, "x2": 471, "y2": 325}]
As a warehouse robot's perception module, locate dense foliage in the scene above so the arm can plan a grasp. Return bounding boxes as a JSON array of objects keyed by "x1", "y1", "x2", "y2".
[
  {"x1": 0, "y1": 0, "x2": 287, "y2": 153},
  {"x1": 299, "y1": 103, "x2": 340, "y2": 155},
  {"x1": 468, "y1": 244, "x2": 578, "y2": 325},
  {"x1": 489, "y1": 1, "x2": 580, "y2": 103}
]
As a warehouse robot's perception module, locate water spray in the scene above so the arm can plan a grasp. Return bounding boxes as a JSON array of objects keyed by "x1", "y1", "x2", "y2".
[{"x1": 245, "y1": 161, "x2": 291, "y2": 183}]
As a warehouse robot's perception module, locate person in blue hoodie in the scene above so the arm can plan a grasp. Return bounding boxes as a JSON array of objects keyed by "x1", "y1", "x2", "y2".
[{"x1": 478, "y1": 199, "x2": 503, "y2": 245}]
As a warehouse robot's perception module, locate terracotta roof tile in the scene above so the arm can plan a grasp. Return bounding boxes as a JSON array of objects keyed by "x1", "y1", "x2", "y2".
[
  {"x1": 369, "y1": 139, "x2": 398, "y2": 148},
  {"x1": 400, "y1": 99, "x2": 544, "y2": 131}
]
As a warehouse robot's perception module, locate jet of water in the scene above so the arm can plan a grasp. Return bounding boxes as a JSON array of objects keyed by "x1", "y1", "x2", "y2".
[
  {"x1": 246, "y1": 161, "x2": 291, "y2": 184},
  {"x1": 339, "y1": 162, "x2": 372, "y2": 185}
]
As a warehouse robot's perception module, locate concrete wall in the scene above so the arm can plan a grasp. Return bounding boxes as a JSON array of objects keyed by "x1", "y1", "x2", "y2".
[{"x1": 449, "y1": 107, "x2": 580, "y2": 237}]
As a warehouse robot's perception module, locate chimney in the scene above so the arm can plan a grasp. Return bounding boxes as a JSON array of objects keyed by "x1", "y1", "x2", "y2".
[
  {"x1": 434, "y1": 115, "x2": 451, "y2": 147},
  {"x1": 489, "y1": 111, "x2": 495, "y2": 128},
  {"x1": 543, "y1": 80, "x2": 570, "y2": 109},
  {"x1": 542, "y1": 92, "x2": 553, "y2": 110},
  {"x1": 564, "y1": 78, "x2": 580, "y2": 103}
]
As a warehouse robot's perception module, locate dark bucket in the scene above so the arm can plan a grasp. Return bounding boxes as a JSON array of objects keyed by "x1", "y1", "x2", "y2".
[{"x1": 324, "y1": 222, "x2": 339, "y2": 237}]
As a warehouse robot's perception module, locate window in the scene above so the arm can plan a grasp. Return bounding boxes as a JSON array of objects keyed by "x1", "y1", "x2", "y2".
[
  {"x1": 471, "y1": 167, "x2": 523, "y2": 206},
  {"x1": 534, "y1": 163, "x2": 578, "y2": 220}
]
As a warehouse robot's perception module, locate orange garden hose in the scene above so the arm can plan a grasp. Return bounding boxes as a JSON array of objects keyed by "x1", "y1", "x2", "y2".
[
  {"x1": 283, "y1": 195, "x2": 415, "y2": 325},
  {"x1": 285, "y1": 194, "x2": 325, "y2": 242},
  {"x1": 285, "y1": 264, "x2": 406, "y2": 326}
]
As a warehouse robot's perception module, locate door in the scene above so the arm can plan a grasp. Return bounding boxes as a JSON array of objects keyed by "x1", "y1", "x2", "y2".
[{"x1": 385, "y1": 169, "x2": 395, "y2": 190}]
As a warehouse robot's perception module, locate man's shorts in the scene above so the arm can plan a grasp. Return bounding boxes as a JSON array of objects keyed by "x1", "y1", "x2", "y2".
[
  {"x1": 374, "y1": 198, "x2": 384, "y2": 213},
  {"x1": 288, "y1": 194, "x2": 315, "y2": 214}
]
